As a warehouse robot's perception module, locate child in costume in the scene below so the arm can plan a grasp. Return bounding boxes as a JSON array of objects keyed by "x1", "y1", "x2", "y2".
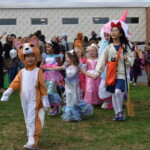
[
  {"x1": 97, "y1": 10, "x2": 129, "y2": 109},
  {"x1": 144, "y1": 44, "x2": 150, "y2": 87},
  {"x1": 73, "y1": 32, "x2": 83, "y2": 49},
  {"x1": 84, "y1": 44, "x2": 101, "y2": 105},
  {"x1": 74, "y1": 47, "x2": 87, "y2": 98},
  {"x1": 40, "y1": 41, "x2": 63, "y2": 115},
  {"x1": 1, "y1": 36, "x2": 50, "y2": 149},
  {"x1": 94, "y1": 21, "x2": 134, "y2": 121},
  {"x1": 129, "y1": 51, "x2": 143, "y2": 86},
  {"x1": 49, "y1": 50, "x2": 93, "y2": 122},
  {"x1": 97, "y1": 22, "x2": 113, "y2": 109}
]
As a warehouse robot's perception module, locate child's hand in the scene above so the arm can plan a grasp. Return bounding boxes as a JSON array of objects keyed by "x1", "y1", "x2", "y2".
[
  {"x1": 89, "y1": 74, "x2": 99, "y2": 80},
  {"x1": 92, "y1": 74, "x2": 99, "y2": 80},
  {"x1": 0, "y1": 88, "x2": 13, "y2": 102},
  {"x1": 47, "y1": 67, "x2": 56, "y2": 71},
  {"x1": 42, "y1": 95, "x2": 50, "y2": 111},
  {"x1": 1, "y1": 95, "x2": 9, "y2": 101},
  {"x1": 40, "y1": 65, "x2": 46, "y2": 70}
]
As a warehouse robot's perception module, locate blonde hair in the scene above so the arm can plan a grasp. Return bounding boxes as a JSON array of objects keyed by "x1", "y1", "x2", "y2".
[
  {"x1": 74, "y1": 47, "x2": 84, "y2": 57},
  {"x1": 86, "y1": 43, "x2": 98, "y2": 52}
]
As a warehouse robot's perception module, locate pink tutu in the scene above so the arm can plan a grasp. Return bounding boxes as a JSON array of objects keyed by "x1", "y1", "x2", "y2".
[
  {"x1": 43, "y1": 71, "x2": 63, "y2": 81},
  {"x1": 41, "y1": 64, "x2": 63, "y2": 81}
]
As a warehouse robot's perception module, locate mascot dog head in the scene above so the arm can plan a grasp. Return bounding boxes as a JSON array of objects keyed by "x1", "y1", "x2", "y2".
[{"x1": 13, "y1": 36, "x2": 40, "y2": 68}]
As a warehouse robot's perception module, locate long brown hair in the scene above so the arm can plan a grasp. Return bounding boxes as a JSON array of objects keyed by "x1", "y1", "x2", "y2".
[{"x1": 66, "y1": 51, "x2": 79, "y2": 67}]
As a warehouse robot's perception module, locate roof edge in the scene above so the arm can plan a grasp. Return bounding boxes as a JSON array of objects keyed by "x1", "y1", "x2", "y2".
[{"x1": 0, "y1": 2, "x2": 150, "y2": 8}]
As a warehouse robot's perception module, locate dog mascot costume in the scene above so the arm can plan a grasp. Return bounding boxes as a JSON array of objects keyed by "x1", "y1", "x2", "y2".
[{"x1": 1, "y1": 36, "x2": 50, "y2": 150}]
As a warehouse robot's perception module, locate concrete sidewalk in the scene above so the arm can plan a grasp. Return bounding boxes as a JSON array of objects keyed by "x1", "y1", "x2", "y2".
[{"x1": 137, "y1": 69, "x2": 147, "y2": 83}]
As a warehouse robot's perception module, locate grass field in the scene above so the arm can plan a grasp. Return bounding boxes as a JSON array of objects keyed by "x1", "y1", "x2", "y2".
[{"x1": 0, "y1": 85, "x2": 150, "y2": 150}]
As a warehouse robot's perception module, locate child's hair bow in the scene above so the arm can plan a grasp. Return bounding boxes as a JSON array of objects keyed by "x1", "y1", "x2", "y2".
[{"x1": 111, "y1": 21, "x2": 122, "y2": 28}]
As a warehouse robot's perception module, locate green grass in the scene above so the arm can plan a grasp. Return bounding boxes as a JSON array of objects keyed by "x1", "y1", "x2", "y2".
[{"x1": 0, "y1": 85, "x2": 150, "y2": 150}]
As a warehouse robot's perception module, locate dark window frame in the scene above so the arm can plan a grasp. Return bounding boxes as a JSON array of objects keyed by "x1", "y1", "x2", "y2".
[
  {"x1": 0, "y1": 19, "x2": 16, "y2": 25},
  {"x1": 126, "y1": 17, "x2": 139, "y2": 24},
  {"x1": 31, "y1": 18, "x2": 48, "y2": 25},
  {"x1": 62, "y1": 18, "x2": 79, "y2": 24},
  {"x1": 93, "y1": 17, "x2": 109, "y2": 24}
]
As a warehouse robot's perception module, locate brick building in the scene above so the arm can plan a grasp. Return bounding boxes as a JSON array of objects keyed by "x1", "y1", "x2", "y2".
[{"x1": 0, "y1": 2, "x2": 150, "y2": 42}]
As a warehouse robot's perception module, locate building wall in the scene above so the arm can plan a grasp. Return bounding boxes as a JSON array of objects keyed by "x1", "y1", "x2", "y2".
[
  {"x1": 0, "y1": 7, "x2": 146, "y2": 42},
  {"x1": 146, "y1": 7, "x2": 150, "y2": 42}
]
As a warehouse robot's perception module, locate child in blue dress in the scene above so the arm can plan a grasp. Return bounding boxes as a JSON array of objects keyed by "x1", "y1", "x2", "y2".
[
  {"x1": 40, "y1": 41, "x2": 63, "y2": 115},
  {"x1": 49, "y1": 50, "x2": 93, "y2": 122}
]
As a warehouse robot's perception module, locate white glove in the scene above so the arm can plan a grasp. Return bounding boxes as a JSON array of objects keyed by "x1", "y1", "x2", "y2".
[
  {"x1": 42, "y1": 95, "x2": 50, "y2": 111},
  {"x1": 1, "y1": 88, "x2": 13, "y2": 102}
]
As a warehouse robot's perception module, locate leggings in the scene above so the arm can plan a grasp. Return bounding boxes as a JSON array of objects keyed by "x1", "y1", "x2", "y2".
[
  {"x1": 130, "y1": 76, "x2": 137, "y2": 83},
  {"x1": 112, "y1": 89, "x2": 124, "y2": 114}
]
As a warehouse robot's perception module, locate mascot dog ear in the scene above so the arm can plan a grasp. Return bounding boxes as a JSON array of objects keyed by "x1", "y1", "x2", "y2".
[
  {"x1": 13, "y1": 38, "x2": 23, "y2": 50},
  {"x1": 28, "y1": 36, "x2": 39, "y2": 47}
]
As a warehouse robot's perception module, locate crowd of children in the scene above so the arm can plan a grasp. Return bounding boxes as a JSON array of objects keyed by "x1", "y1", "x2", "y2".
[{"x1": 0, "y1": 10, "x2": 150, "y2": 150}]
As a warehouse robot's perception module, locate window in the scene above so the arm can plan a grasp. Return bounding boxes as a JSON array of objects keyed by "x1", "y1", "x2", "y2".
[
  {"x1": 126, "y1": 17, "x2": 139, "y2": 24},
  {"x1": 93, "y1": 18, "x2": 109, "y2": 24},
  {"x1": 0, "y1": 19, "x2": 16, "y2": 25},
  {"x1": 31, "y1": 18, "x2": 47, "y2": 25},
  {"x1": 62, "y1": 18, "x2": 78, "y2": 24}
]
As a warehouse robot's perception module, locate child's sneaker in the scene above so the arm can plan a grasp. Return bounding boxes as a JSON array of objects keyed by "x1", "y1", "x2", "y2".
[
  {"x1": 101, "y1": 101, "x2": 110, "y2": 109},
  {"x1": 112, "y1": 114, "x2": 119, "y2": 121},
  {"x1": 48, "y1": 108, "x2": 57, "y2": 115},
  {"x1": 133, "y1": 83, "x2": 136, "y2": 86},
  {"x1": 118, "y1": 111, "x2": 126, "y2": 121},
  {"x1": 23, "y1": 143, "x2": 36, "y2": 149}
]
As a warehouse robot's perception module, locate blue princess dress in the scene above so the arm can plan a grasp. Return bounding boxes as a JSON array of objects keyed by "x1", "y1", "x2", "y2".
[
  {"x1": 41, "y1": 53, "x2": 63, "y2": 109},
  {"x1": 62, "y1": 65, "x2": 93, "y2": 122}
]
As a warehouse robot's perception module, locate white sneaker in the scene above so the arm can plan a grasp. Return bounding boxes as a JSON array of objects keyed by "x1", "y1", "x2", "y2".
[
  {"x1": 23, "y1": 144, "x2": 36, "y2": 150},
  {"x1": 133, "y1": 83, "x2": 136, "y2": 86},
  {"x1": 101, "y1": 101, "x2": 110, "y2": 109}
]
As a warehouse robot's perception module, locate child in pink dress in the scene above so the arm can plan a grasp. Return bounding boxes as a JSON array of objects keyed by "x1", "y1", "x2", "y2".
[
  {"x1": 84, "y1": 44, "x2": 101, "y2": 105},
  {"x1": 74, "y1": 47, "x2": 87, "y2": 98}
]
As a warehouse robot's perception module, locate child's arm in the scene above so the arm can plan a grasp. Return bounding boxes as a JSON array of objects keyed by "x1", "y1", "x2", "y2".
[
  {"x1": 79, "y1": 67, "x2": 100, "y2": 79},
  {"x1": 38, "y1": 69, "x2": 50, "y2": 111},
  {"x1": 57, "y1": 56, "x2": 62, "y2": 66},
  {"x1": 40, "y1": 59, "x2": 45, "y2": 66},
  {"x1": 122, "y1": 46, "x2": 135, "y2": 67},
  {"x1": 47, "y1": 65, "x2": 65, "y2": 71}
]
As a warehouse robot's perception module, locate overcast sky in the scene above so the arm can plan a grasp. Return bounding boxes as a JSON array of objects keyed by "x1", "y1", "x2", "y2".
[{"x1": 0, "y1": 0, "x2": 149, "y2": 3}]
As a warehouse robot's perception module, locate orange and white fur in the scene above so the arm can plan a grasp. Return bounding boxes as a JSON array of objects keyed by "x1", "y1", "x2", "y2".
[{"x1": 1, "y1": 36, "x2": 49, "y2": 149}]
